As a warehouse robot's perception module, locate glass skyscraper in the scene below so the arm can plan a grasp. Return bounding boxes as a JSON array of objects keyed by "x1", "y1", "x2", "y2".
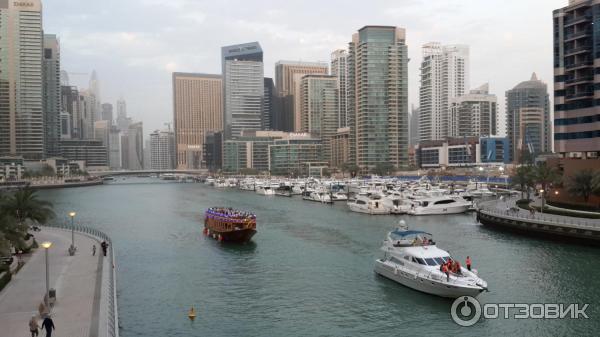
[
  {"x1": 221, "y1": 42, "x2": 264, "y2": 140},
  {"x1": 347, "y1": 26, "x2": 409, "y2": 171}
]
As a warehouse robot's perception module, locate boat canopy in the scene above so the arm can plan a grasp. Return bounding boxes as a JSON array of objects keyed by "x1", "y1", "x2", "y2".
[{"x1": 390, "y1": 230, "x2": 432, "y2": 238}]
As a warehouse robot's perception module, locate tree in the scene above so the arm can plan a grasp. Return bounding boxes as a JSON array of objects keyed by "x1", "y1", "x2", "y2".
[
  {"x1": 532, "y1": 163, "x2": 561, "y2": 210},
  {"x1": 342, "y1": 163, "x2": 360, "y2": 178},
  {"x1": 372, "y1": 162, "x2": 395, "y2": 176},
  {"x1": 511, "y1": 165, "x2": 533, "y2": 200},
  {"x1": 568, "y1": 169, "x2": 595, "y2": 202},
  {"x1": 593, "y1": 171, "x2": 600, "y2": 197},
  {"x1": 0, "y1": 188, "x2": 55, "y2": 226}
]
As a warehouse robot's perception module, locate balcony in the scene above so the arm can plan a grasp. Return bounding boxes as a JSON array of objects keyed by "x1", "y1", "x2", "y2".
[
  {"x1": 564, "y1": 75, "x2": 594, "y2": 84},
  {"x1": 565, "y1": 60, "x2": 593, "y2": 70},
  {"x1": 564, "y1": 14, "x2": 592, "y2": 27},
  {"x1": 564, "y1": 45, "x2": 592, "y2": 57},
  {"x1": 565, "y1": 30, "x2": 592, "y2": 41},
  {"x1": 565, "y1": 91, "x2": 594, "y2": 100}
]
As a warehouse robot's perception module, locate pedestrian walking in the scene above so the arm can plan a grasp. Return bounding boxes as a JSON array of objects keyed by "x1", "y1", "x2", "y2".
[
  {"x1": 29, "y1": 316, "x2": 39, "y2": 337},
  {"x1": 41, "y1": 315, "x2": 55, "y2": 337},
  {"x1": 100, "y1": 241, "x2": 108, "y2": 257},
  {"x1": 92, "y1": 244, "x2": 96, "y2": 256}
]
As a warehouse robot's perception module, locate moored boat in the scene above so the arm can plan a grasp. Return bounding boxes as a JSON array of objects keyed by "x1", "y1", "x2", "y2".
[{"x1": 203, "y1": 207, "x2": 257, "y2": 243}]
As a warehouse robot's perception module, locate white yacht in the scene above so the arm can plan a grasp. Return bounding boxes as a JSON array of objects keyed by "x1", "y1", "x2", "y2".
[
  {"x1": 347, "y1": 193, "x2": 390, "y2": 215},
  {"x1": 255, "y1": 185, "x2": 275, "y2": 196},
  {"x1": 374, "y1": 226, "x2": 488, "y2": 298},
  {"x1": 408, "y1": 196, "x2": 471, "y2": 215},
  {"x1": 382, "y1": 190, "x2": 412, "y2": 214},
  {"x1": 331, "y1": 192, "x2": 348, "y2": 201},
  {"x1": 302, "y1": 190, "x2": 333, "y2": 203}
]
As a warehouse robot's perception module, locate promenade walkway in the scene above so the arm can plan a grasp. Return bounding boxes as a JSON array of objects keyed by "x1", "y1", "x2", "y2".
[
  {"x1": 0, "y1": 228, "x2": 108, "y2": 337},
  {"x1": 479, "y1": 196, "x2": 600, "y2": 229}
]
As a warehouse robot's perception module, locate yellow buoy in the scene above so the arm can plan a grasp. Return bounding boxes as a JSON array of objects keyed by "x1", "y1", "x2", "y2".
[{"x1": 188, "y1": 307, "x2": 196, "y2": 320}]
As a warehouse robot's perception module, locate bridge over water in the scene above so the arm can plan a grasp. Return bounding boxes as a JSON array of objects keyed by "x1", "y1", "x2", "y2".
[{"x1": 88, "y1": 169, "x2": 208, "y2": 177}]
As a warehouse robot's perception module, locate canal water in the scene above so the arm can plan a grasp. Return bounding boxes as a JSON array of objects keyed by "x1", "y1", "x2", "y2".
[{"x1": 39, "y1": 179, "x2": 599, "y2": 337}]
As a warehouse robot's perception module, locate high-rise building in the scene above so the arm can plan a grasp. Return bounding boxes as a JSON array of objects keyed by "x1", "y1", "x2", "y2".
[
  {"x1": 126, "y1": 122, "x2": 144, "y2": 170},
  {"x1": 347, "y1": 26, "x2": 409, "y2": 171},
  {"x1": 449, "y1": 83, "x2": 497, "y2": 138},
  {"x1": 331, "y1": 127, "x2": 350, "y2": 169},
  {"x1": 263, "y1": 78, "x2": 275, "y2": 130},
  {"x1": 300, "y1": 74, "x2": 339, "y2": 164},
  {"x1": 116, "y1": 97, "x2": 129, "y2": 132},
  {"x1": 60, "y1": 112, "x2": 71, "y2": 140},
  {"x1": 101, "y1": 103, "x2": 114, "y2": 124},
  {"x1": 409, "y1": 106, "x2": 420, "y2": 146},
  {"x1": 506, "y1": 73, "x2": 551, "y2": 162},
  {"x1": 172, "y1": 72, "x2": 223, "y2": 169},
  {"x1": 274, "y1": 61, "x2": 329, "y2": 132},
  {"x1": 61, "y1": 86, "x2": 80, "y2": 138},
  {"x1": 59, "y1": 139, "x2": 108, "y2": 168},
  {"x1": 221, "y1": 42, "x2": 264, "y2": 139},
  {"x1": 89, "y1": 70, "x2": 101, "y2": 104},
  {"x1": 419, "y1": 43, "x2": 470, "y2": 141},
  {"x1": 331, "y1": 50, "x2": 349, "y2": 128},
  {"x1": 108, "y1": 126, "x2": 121, "y2": 169},
  {"x1": 79, "y1": 90, "x2": 97, "y2": 140},
  {"x1": 0, "y1": 1, "x2": 44, "y2": 159},
  {"x1": 43, "y1": 34, "x2": 62, "y2": 158},
  {"x1": 553, "y1": 1, "x2": 600, "y2": 158},
  {"x1": 150, "y1": 129, "x2": 176, "y2": 170},
  {"x1": 203, "y1": 131, "x2": 223, "y2": 172},
  {"x1": 93, "y1": 120, "x2": 110, "y2": 147}
]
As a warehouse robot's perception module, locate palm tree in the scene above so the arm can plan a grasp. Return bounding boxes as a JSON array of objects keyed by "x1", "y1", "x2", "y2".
[
  {"x1": 0, "y1": 188, "x2": 55, "y2": 226},
  {"x1": 532, "y1": 163, "x2": 561, "y2": 210},
  {"x1": 568, "y1": 169, "x2": 595, "y2": 203},
  {"x1": 511, "y1": 165, "x2": 533, "y2": 200}
]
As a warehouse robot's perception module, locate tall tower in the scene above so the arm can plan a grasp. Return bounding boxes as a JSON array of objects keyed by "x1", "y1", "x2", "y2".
[
  {"x1": 0, "y1": 1, "x2": 44, "y2": 159},
  {"x1": 221, "y1": 42, "x2": 264, "y2": 139},
  {"x1": 419, "y1": 43, "x2": 470, "y2": 141},
  {"x1": 449, "y1": 83, "x2": 498, "y2": 138},
  {"x1": 331, "y1": 50, "x2": 349, "y2": 128},
  {"x1": 506, "y1": 73, "x2": 550, "y2": 162},
  {"x1": 553, "y1": 0, "x2": 600, "y2": 158},
  {"x1": 347, "y1": 26, "x2": 409, "y2": 171},
  {"x1": 43, "y1": 34, "x2": 62, "y2": 158},
  {"x1": 274, "y1": 60, "x2": 329, "y2": 132},
  {"x1": 172, "y1": 72, "x2": 223, "y2": 169},
  {"x1": 300, "y1": 75, "x2": 339, "y2": 164}
]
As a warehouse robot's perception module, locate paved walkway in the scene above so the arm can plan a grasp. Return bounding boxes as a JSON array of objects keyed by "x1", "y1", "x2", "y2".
[
  {"x1": 479, "y1": 196, "x2": 600, "y2": 229},
  {"x1": 0, "y1": 228, "x2": 104, "y2": 337}
]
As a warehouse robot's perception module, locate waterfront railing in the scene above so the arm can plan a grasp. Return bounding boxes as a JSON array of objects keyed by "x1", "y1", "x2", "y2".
[
  {"x1": 477, "y1": 200, "x2": 600, "y2": 230},
  {"x1": 42, "y1": 223, "x2": 119, "y2": 337}
]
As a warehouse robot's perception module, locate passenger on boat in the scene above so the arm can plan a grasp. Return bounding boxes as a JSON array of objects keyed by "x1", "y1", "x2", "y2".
[
  {"x1": 441, "y1": 263, "x2": 449, "y2": 281},
  {"x1": 466, "y1": 256, "x2": 472, "y2": 271}
]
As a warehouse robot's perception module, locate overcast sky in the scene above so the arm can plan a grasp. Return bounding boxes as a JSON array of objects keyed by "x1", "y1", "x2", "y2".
[{"x1": 45, "y1": 0, "x2": 566, "y2": 136}]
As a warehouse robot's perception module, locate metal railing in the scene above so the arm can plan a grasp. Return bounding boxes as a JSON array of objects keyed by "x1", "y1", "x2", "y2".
[
  {"x1": 41, "y1": 224, "x2": 119, "y2": 337},
  {"x1": 477, "y1": 199, "x2": 600, "y2": 230}
]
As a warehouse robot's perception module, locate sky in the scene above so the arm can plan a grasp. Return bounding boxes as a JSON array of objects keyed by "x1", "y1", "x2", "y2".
[{"x1": 45, "y1": 0, "x2": 567, "y2": 137}]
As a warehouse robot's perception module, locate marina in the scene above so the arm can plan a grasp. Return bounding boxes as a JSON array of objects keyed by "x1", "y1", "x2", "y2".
[{"x1": 38, "y1": 178, "x2": 600, "y2": 337}]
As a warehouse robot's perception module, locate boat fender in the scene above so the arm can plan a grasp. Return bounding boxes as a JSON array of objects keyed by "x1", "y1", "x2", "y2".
[
  {"x1": 394, "y1": 268, "x2": 398, "y2": 275},
  {"x1": 218, "y1": 234, "x2": 223, "y2": 242}
]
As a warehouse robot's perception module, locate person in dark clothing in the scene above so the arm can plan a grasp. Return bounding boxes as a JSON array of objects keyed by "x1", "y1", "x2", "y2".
[
  {"x1": 41, "y1": 315, "x2": 55, "y2": 337},
  {"x1": 100, "y1": 241, "x2": 108, "y2": 256}
]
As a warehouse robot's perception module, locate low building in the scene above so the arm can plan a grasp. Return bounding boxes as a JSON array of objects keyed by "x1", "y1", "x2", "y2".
[
  {"x1": 45, "y1": 158, "x2": 85, "y2": 176},
  {"x1": 59, "y1": 139, "x2": 108, "y2": 169},
  {"x1": 222, "y1": 131, "x2": 288, "y2": 174},
  {"x1": 0, "y1": 157, "x2": 25, "y2": 181},
  {"x1": 269, "y1": 134, "x2": 323, "y2": 176},
  {"x1": 415, "y1": 137, "x2": 509, "y2": 168}
]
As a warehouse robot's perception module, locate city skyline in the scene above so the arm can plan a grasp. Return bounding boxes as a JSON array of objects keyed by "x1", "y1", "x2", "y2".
[{"x1": 44, "y1": 0, "x2": 565, "y2": 135}]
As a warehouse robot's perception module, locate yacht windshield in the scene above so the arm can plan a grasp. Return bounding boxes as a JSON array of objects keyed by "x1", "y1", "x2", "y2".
[{"x1": 424, "y1": 258, "x2": 437, "y2": 266}]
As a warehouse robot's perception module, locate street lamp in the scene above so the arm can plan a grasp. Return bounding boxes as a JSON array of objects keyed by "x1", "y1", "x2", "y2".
[
  {"x1": 68, "y1": 211, "x2": 76, "y2": 255},
  {"x1": 41, "y1": 241, "x2": 52, "y2": 309},
  {"x1": 539, "y1": 189, "x2": 545, "y2": 214}
]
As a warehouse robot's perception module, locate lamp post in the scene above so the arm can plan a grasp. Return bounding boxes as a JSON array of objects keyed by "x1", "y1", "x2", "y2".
[
  {"x1": 539, "y1": 189, "x2": 545, "y2": 214},
  {"x1": 498, "y1": 166, "x2": 506, "y2": 188},
  {"x1": 41, "y1": 241, "x2": 52, "y2": 308},
  {"x1": 69, "y1": 211, "x2": 76, "y2": 255}
]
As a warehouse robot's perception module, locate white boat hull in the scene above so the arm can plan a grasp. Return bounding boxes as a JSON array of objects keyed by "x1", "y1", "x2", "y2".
[
  {"x1": 347, "y1": 203, "x2": 390, "y2": 215},
  {"x1": 374, "y1": 260, "x2": 485, "y2": 298},
  {"x1": 408, "y1": 204, "x2": 469, "y2": 215}
]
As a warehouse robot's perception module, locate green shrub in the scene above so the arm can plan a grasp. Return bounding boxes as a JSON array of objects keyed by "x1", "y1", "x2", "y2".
[{"x1": 0, "y1": 271, "x2": 11, "y2": 292}]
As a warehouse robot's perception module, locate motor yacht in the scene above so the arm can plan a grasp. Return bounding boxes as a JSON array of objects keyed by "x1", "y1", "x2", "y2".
[
  {"x1": 408, "y1": 196, "x2": 471, "y2": 215},
  {"x1": 347, "y1": 193, "x2": 390, "y2": 215},
  {"x1": 302, "y1": 190, "x2": 333, "y2": 203},
  {"x1": 255, "y1": 185, "x2": 275, "y2": 196},
  {"x1": 374, "y1": 225, "x2": 488, "y2": 298},
  {"x1": 331, "y1": 192, "x2": 348, "y2": 201}
]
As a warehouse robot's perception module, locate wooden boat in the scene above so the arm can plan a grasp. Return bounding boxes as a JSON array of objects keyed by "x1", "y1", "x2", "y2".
[{"x1": 203, "y1": 207, "x2": 257, "y2": 243}]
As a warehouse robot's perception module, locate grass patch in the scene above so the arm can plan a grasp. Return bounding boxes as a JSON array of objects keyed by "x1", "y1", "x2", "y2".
[
  {"x1": 0, "y1": 271, "x2": 11, "y2": 292},
  {"x1": 516, "y1": 199, "x2": 600, "y2": 219},
  {"x1": 547, "y1": 201, "x2": 600, "y2": 213}
]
